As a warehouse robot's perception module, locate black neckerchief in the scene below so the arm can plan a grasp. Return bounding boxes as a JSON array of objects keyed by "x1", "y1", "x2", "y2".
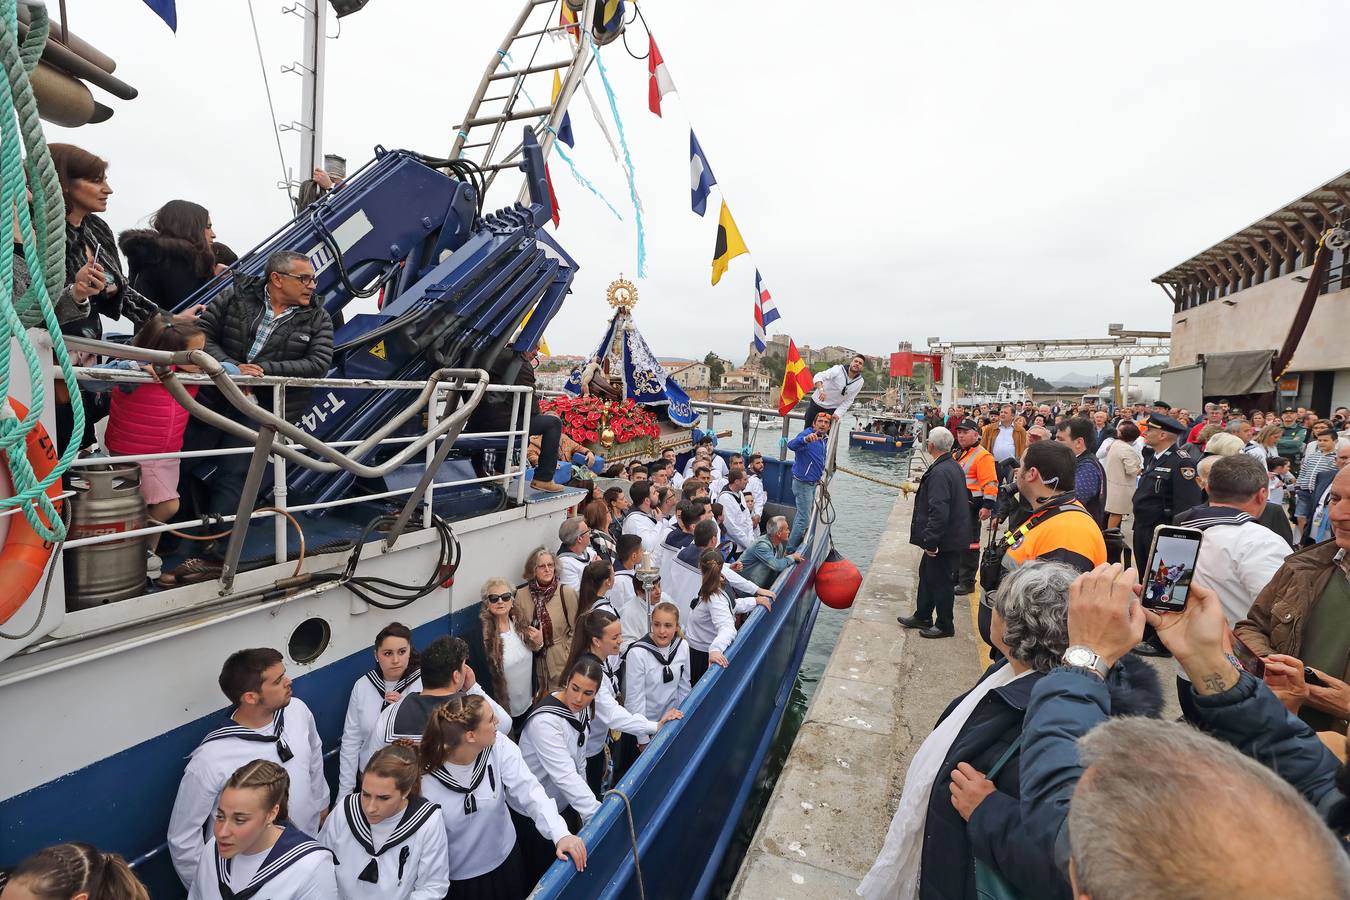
[
  {"x1": 199, "y1": 708, "x2": 293, "y2": 763},
  {"x1": 625, "y1": 635, "x2": 683, "y2": 683},
  {"x1": 364, "y1": 668, "x2": 421, "y2": 711},
  {"x1": 523, "y1": 694, "x2": 590, "y2": 747},
  {"x1": 341, "y1": 793, "x2": 438, "y2": 884},
  {"x1": 214, "y1": 825, "x2": 330, "y2": 900},
  {"x1": 426, "y1": 748, "x2": 496, "y2": 816}
]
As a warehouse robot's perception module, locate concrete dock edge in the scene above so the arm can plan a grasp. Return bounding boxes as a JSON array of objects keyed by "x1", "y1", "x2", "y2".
[{"x1": 731, "y1": 491, "x2": 987, "y2": 899}]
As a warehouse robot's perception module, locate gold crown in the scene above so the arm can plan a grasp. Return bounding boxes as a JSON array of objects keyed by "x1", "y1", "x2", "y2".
[{"x1": 606, "y1": 276, "x2": 638, "y2": 311}]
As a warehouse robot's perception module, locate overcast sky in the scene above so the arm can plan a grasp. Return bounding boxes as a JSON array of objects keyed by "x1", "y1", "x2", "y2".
[{"x1": 46, "y1": 0, "x2": 1350, "y2": 381}]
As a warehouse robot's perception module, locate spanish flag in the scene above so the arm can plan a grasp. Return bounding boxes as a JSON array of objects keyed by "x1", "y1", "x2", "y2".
[
  {"x1": 778, "y1": 339, "x2": 814, "y2": 416},
  {"x1": 711, "y1": 200, "x2": 748, "y2": 285}
]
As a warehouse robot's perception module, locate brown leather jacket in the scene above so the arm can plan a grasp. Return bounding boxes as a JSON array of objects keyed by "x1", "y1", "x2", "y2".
[
  {"x1": 513, "y1": 581, "x2": 580, "y2": 692},
  {"x1": 1234, "y1": 540, "x2": 1347, "y2": 680},
  {"x1": 980, "y1": 422, "x2": 1027, "y2": 461}
]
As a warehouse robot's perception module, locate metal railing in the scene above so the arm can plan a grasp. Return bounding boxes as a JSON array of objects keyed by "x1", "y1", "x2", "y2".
[{"x1": 51, "y1": 336, "x2": 540, "y2": 595}]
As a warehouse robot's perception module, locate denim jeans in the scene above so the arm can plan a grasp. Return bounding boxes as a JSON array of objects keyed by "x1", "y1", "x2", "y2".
[{"x1": 787, "y1": 477, "x2": 817, "y2": 552}]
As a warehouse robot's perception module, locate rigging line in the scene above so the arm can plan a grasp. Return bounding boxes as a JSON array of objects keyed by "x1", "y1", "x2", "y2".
[{"x1": 246, "y1": 0, "x2": 295, "y2": 211}]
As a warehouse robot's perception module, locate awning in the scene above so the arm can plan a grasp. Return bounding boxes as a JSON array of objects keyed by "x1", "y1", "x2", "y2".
[{"x1": 1200, "y1": 349, "x2": 1275, "y2": 396}]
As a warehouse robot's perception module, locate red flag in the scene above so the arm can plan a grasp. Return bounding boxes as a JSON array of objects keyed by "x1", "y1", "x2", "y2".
[
  {"x1": 778, "y1": 340, "x2": 814, "y2": 416},
  {"x1": 559, "y1": 3, "x2": 580, "y2": 41},
  {"x1": 545, "y1": 163, "x2": 560, "y2": 227},
  {"x1": 648, "y1": 36, "x2": 675, "y2": 116}
]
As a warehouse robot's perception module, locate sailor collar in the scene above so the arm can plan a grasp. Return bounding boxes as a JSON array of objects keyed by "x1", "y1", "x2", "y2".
[
  {"x1": 426, "y1": 748, "x2": 496, "y2": 816},
  {"x1": 364, "y1": 668, "x2": 422, "y2": 711},
  {"x1": 626, "y1": 635, "x2": 683, "y2": 683},
  {"x1": 524, "y1": 694, "x2": 591, "y2": 747},
  {"x1": 199, "y1": 708, "x2": 294, "y2": 763},
  {"x1": 214, "y1": 825, "x2": 331, "y2": 900},
  {"x1": 341, "y1": 793, "x2": 439, "y2": 884},
  {"x1": 663, "y1": 529, "x2": 695, "y2": 550}
]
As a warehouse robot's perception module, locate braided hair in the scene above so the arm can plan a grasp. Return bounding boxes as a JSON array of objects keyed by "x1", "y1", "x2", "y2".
[
  {"x1": 223, "y1": 759, "x2": 290, "y2": 824},
  {"x1": 3, "y1": 841, "x2": 148, "y2": 900},
  {"x1": 419, "y1": 694, "x2": 489, "y2": 771},
  {"x1": 363, "y1": 744, "x2": 422, "y2": 799}
]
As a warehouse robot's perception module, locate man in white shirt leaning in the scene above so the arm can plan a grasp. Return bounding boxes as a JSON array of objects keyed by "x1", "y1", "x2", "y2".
[{"x1": 804, "y1": 354, "x2": 866, "y2": 426}]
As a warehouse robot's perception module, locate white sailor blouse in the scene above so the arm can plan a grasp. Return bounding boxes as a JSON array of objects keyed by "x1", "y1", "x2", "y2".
[
  {"x1": 338, "y1": 667, "x2": 423, "y2": 796},
  {"x1": 168, "y1": 698, "x2": 329, "y2": 889},
  {"x1": 517, "y1": 696, "x2": 601, "y2": 823},
  {"x1": 318, "y1": 793, "x2": 449, "y2": 900},
  {"x1": 623, "y1": 635, "x2": 690, "y2": 738},
  {"x1": 685, "y1": 589, "x2": 757, "y2": 655},
  {"x1": 358, "y1": 684, "x2": 510, "y2": 772},
  {"x1": 420, "y1": 736, "x2": 571, "y2": 881},
  {"x1": 579, "y1": 652, "x2": 659, "y2": 758},
  {"x1": 187, "y1": 825, "x2": 336, "y2": 900}
]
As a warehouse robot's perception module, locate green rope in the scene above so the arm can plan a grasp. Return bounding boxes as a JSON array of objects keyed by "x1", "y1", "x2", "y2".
[{"x1": 0, "y1": 0, "x2": 84, "y2": 541}]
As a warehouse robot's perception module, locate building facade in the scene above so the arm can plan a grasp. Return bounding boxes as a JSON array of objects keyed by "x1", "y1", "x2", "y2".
[
  {"x1": 721, "y1": 367, "x2": 770, "y2": 391},
  {"x1": 1153, "y1": 169, "x2": 1350, "y2": 413},
  {"x1": 670, "y1": 362, "x2": 711, "y2": 390}
]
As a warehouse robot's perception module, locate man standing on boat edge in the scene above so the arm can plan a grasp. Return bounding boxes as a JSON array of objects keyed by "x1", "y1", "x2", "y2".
[
  {"x1": 785, "y1": 411, "x2": 832, "y2": 553},
  {"x1": 804, "y1": 353, "x2": 866, "y2": 426}
]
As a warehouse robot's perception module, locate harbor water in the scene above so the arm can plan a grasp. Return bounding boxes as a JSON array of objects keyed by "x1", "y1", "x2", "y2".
[{"x1": 711, "y1": 415, "x2": 919, "y2": 895}]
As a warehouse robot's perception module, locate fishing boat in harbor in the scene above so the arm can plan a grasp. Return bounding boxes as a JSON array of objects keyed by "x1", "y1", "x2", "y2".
[
  {"x1": 848, "y1": 416, "x2": 916, "y2": 453},
  {"x1": 0, "y1": 3, "x2": 844, "y2": 898}
]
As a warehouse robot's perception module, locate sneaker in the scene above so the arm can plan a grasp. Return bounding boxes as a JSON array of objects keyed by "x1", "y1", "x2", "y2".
[
  {"x1": 530, "y1": 478, "x2": 564, "y2": 494},
  {"x1": 146, "y1": 552, "x2": 163, "y2": 580}
]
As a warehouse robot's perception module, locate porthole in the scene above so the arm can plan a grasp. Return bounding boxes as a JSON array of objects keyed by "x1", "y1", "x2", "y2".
[{"x1": 288, "y1": 617, "x2": 331, "y2": 664}]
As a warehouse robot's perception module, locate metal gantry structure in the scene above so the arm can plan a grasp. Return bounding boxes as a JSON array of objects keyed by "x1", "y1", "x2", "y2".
[{"x1": 928, "y1": 325, "x2": 1172, "y2": 410}]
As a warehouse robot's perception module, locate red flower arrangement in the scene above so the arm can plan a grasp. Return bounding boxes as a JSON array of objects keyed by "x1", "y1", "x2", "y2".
[{"x1": 539, "y1": 395, "x2": 661, "y2": 446}]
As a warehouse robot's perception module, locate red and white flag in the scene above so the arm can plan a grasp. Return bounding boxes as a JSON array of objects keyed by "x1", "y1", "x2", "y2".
[{"x1": 648, "y1": 36, "x2": 676, "y2": 116}]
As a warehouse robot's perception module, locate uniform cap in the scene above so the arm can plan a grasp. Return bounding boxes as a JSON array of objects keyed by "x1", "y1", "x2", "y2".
[
  {"x1": 1142, "y1": 413, "x2": 1186, "y2": 435},
  {"x1": 954, "y1": 419, "x2": 981, "y2": 433}
]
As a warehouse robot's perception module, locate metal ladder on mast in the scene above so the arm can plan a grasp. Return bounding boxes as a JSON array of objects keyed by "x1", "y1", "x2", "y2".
[{"x1": 450, "y1": 0, "x2": 604, "y2": 200}]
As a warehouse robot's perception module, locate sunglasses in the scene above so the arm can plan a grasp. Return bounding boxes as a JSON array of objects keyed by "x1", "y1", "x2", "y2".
[{"x1": 485, "y1": 592, "x2": 514, "y2": 603}]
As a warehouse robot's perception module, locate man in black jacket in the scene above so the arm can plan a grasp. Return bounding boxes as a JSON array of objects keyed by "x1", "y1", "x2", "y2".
[
  {"x1": 898, "y1": 426, "x2": 969, "y2": 638},
  {"x1": 192, "y1": 250, "x2": 335, "y2": 532}
]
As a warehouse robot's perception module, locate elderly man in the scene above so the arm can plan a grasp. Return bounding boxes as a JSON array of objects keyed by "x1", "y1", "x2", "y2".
[
  {"x1": 1236, "y1": 464, "x2": 1350, "y2": 733},
  {"x1": 556, "y1": 515, "x2": 597, "y2": 590},
  {"x1": 1186, "y1": 401, "x2": 1223, "y2": 445},
  {"x1": 174, "y1": 251, "x2": 334, "y2": 580},
  {"x1": 897, "y1": 427, "x2": 968, "y2": 639},
  {"x1": 740, "y1": 515, "x2": 804, "y2": 587},
  {"x1": 1009, "y1": 565, "x2": 1350, "y2": 899},
  {"x1": 1307, "y1": 437, "x2": 1350, "y2": 544}
]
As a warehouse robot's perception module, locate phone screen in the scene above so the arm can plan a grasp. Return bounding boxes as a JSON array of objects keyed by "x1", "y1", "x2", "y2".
[
  {"x1": 1142, "y1": 527, "x2": 1203, "y2": 612},
  {"x1": 1231, "y1": 632, "x2": 1265, "y2": 678}
]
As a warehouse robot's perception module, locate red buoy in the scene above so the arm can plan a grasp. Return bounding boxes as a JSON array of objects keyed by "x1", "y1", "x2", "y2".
[{"x1": 816, "y1": 547, "x2": 862, "y2": 610}]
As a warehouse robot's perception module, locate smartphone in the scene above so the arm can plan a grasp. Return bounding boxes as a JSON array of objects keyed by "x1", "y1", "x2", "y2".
[
  {"x1": 1305, "y1": 667, "x2": 1328, "y2": 688},
  {"x1": 1141, "y1": 525, "x2": 1203, "y2": 612},
  {"x1": 1231, "y1": 632, "x2": 1265, "y2": 679}
]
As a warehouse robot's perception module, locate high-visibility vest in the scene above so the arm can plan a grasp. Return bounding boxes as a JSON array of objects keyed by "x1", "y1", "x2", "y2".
[{"x1": 954, "y1": 445, "x2": 998, "y2": 503}]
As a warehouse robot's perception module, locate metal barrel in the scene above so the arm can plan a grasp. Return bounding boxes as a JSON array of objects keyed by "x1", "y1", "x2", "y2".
[{"x1": 63, "y1": 463, "x2": 148, "y2": 610}]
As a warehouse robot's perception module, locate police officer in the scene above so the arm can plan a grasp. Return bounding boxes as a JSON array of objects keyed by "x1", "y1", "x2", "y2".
[{"x1": 1131, "y1": 412, "x2": 1204, "y2": 655}]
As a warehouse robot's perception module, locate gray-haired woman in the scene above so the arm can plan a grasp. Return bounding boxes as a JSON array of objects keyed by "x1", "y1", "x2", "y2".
[{"x1": 859, "y1": 561, "x2": 1162, "y2": 900}]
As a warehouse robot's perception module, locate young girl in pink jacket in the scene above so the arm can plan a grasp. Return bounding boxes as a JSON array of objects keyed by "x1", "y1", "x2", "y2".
[{"x1": 100, "y1": 314, "x2": 237, "y2": 576}]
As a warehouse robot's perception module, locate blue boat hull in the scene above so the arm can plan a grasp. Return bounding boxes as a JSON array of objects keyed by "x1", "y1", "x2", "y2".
[
  {"x1": 534, "y1": 521, "x2": 830, "y2": 899},
  {"x1": 848, "y1": 431, "x2": 915, "y2": 453}
]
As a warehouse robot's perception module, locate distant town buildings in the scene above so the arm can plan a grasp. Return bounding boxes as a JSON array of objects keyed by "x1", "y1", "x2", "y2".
[
  {"x1": 722, "y1": 367, "x2": 770, "y2": 391},
  {"x1": 745, "y1": 334, "x2": 860, "y2": 370},
  {"x1": 669, "y1": 362, "x2": 711, "y2": 390}
]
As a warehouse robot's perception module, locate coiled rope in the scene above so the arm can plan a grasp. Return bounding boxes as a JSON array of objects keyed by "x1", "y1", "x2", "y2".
[{"x1": 0, "y1": 0, "x2": 83, "y2": 541}]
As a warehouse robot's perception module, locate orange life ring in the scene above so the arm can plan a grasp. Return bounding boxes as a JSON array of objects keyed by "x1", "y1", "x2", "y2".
[{"x1": 0, "y1": 399, "x2": 62, "y2": 625}]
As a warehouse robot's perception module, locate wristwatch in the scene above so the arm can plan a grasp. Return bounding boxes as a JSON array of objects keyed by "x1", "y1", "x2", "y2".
[{"x1": 1062, "y1": 645, "x2": 1110, "y2": 680}]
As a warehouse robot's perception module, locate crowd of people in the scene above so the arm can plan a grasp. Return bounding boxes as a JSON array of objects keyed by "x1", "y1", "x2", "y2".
[
  {"x1": 867, "y1": 391, "x2": 1350, "y2": 897},
  {"x1": 1, "y1": 412, "x2": 839, "y2": 898}
]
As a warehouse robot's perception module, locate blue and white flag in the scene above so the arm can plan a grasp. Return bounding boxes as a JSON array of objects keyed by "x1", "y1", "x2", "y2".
[
  {"x1": 752, "y1": 269, "x2": 780, "y2": 352},
  {"x1": 690, "y1": 130, "x2": 717, "y2": 217},
  {"x1": 142, "y1": 0, "x2": 177, "y2": 30}
]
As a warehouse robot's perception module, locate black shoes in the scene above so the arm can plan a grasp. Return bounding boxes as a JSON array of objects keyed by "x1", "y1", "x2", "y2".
[
  {"x1": 919, "y1": 626, "x2": 955, "y2": 639},
  {"x1": 954, "y1": 583, "x2": 974, "y2": 596},
  {"x1": 897, "y1": 614, "x2": 932, "y2": 629}
]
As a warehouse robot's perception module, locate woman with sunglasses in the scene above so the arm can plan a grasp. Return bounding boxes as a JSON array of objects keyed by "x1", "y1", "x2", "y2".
[{"x1": 479, "y1": 577, "x2": 543, "y2": 733}]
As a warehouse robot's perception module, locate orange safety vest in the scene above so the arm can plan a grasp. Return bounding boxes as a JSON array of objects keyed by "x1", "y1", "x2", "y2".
[{"x1": 953, "y1": 445, "x2": 998, "y2": 503}]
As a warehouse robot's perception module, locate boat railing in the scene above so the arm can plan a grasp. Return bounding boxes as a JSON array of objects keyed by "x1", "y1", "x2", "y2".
[{"x1": 40, "y1": 335, "x2": 539, "y2": 595}]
